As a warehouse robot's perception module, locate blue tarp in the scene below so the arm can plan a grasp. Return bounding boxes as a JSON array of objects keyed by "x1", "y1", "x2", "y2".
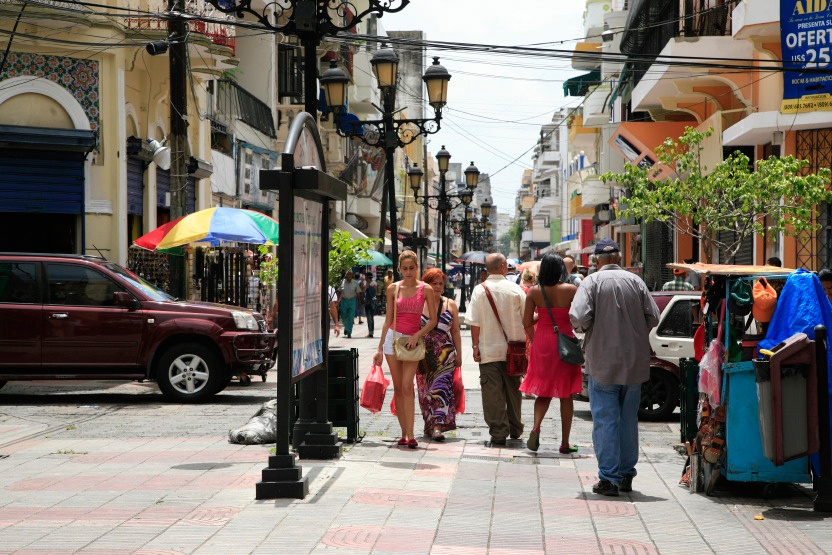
[{"x1": 757, "y1": 269, "x2": 832, "y2": 476}]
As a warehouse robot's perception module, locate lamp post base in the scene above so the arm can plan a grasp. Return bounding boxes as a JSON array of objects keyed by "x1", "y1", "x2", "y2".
[
  {"x1": 255, "y1": 454, "x2": 309, "y2": 499},
  {"x1": 814, "y1": 477, "x2": 832, "y2": 512},
  {"x1": 298, "y1": 422, "x2": 343, "y2": 459}
]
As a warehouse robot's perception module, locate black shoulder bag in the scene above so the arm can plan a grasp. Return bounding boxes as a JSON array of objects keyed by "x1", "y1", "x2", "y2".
[{"x1": 540, "y1": 285, "x2": 585, "y2": 366}]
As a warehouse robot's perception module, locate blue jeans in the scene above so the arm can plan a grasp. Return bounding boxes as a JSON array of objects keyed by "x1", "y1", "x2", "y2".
[{"x1": 588, "y1": 375, "x2": 641, "y2": 486}]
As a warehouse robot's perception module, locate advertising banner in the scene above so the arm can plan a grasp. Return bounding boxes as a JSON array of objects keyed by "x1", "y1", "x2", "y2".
[
  {"x1": 292, "y1": 196, "x2": 324, "y2": 378},
  {"x1": 780, "y1": 0, "x2": 832, "y2": 113}
]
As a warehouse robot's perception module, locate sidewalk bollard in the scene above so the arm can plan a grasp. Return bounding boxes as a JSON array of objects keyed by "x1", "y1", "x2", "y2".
[{"x1": 813, "y1": 326, "x2": 832, "y2": 512}]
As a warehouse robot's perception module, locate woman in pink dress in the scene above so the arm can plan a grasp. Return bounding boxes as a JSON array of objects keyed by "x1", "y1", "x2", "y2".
[{"x1": 521, "y1": 253, "x2": 582, "y2": 453}]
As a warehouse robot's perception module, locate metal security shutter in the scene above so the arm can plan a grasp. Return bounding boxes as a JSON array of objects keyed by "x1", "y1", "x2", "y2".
[
  {"x1": 643, "y1": 221, "x2": 673, "y2": 291},
  {"x1": 717, "y1": 230, "x2": 753, "y2": 265},
  {"x1": 0, "y1": 149, "x2": 85, "y2": 213},
  {"x1": 186, "y1": 177, "x2": 196, "y2": 214},
  {"x1": 127, "y1": 157, "x2": 144, "y2": 216},
  {"x1": 156, "y1": 168, "x2": 170, "y2": 208}
]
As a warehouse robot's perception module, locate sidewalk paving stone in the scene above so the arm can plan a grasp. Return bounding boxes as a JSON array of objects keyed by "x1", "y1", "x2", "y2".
[{"x1": 2, "y1": 316, "x2": 831, "y2": 553}]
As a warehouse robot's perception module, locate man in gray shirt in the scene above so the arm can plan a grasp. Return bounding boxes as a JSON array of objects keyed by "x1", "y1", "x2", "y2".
[{"x1": 569, "y1": 238, "x2": 660, "y2": 497}]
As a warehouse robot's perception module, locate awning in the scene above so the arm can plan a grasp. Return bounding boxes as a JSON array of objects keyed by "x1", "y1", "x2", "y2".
[
  {"x1": 555, "y1": 239, "x2": 578, "y2": 253},
  {"x1": 0, "y1": 124, "x2": 96, "y2": 152},
  {"x1": 563, "y1": 70, "x2": 601, "y2": 97},
  {"x1": 335, "y1": 218, "x2": 368, "y2": 240}
]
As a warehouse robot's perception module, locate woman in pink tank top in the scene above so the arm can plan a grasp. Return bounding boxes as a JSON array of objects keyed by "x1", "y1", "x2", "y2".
[{"x1": 373, "y1": 250, "x2": 438, "y2": 448}]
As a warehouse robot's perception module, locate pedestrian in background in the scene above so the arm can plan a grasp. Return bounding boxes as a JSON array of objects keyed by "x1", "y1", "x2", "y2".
[
  {"x1": 521, "y1": 253, "x2": 581, "y2": 453},
  {"x1": 373, "y1": 251, "x2": 439, "y2": 449},
  {"x1": 364, "y1": 273, "x2": 377, "y2": 338},
  {"x1": 339, "y1": 271, "x2": 363, "y2": 338},
  {"x1": 466, "y1": 253, "x2": 526, "y2": 446},
  {"x1": 569, "y1": 238, "x2": 660, "y2": 496},
  {"x1": 563, "y1": 255, "x2": 583, "y2": 286},
  {"x1": 683, "y1": 258, "x2": 702, "y2": 290},
  {"x1": 356, "y1": 273, "x2": 366, "y2": 324},
  {"x1": 418, "y1": 268, "x2": 462, "y2": 440},
  {"x1": 662, "y1": 268, "x2": 695, "y2": 291}
]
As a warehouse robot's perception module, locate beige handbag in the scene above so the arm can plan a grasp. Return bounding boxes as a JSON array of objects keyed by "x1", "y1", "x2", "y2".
[{"x1": 393, "y1": 282, "x2": 426, "y2": 361}]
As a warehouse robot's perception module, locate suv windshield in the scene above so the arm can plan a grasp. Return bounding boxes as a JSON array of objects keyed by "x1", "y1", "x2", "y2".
[{"x1": 103, "y1": 262, "x2": 175, "y2": 301}]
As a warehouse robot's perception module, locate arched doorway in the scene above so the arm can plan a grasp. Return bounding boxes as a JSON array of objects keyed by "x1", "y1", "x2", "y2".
[{"x1": 0, "y1": 77, "x2": 95, "y2": 253}]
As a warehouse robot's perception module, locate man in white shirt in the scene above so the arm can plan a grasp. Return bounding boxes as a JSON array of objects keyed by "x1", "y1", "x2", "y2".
[
  {"x1": 564, "y1": 255, "x2": 583, "y2": 286},
  {"x1": 466, "y1": 253, "x2": 527, "y2": 446}
]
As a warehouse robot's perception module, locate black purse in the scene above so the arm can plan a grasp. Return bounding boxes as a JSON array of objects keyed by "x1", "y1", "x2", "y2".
[{"x1": 541, "y1": 286, "x2": 585, "y2": 366}]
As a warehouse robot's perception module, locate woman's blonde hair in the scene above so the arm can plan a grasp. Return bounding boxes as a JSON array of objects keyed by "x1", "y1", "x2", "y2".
[
  {"x1": 522, "y1": 267, "x2": 538, "y2": 283},
  {"x1": 399, "y1": 250, "x2": 418, "y2": 265}
]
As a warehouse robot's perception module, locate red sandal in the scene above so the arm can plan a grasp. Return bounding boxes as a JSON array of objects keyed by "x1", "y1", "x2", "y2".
[
  {"x1": 407, "y1": 439, "x2": 419, "y2": 449},
  {"x1": 397, "y1": 438, "x2": 408, "y2": 446}
]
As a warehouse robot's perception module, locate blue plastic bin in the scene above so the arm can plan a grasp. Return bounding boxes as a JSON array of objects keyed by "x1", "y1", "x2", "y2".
[{"x1": 722, "y1": 362, "x2": 812, "y2": 483}]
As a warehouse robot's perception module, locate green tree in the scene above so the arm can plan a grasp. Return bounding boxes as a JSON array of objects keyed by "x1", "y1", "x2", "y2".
[
  {"x1": 601, "y1": 127, "x2": 832, "y2": 263},
  {"x1": 499, "y1": 232, "x2": 512, "y2": 257},
  {"x1": 328, "y1": 229, "x2": 380, "y2": 288},
  {"x1": 509, "y1": 217, "x2": 523, "y2": 257},
  {"x1": 257, "y1": 230, "x2": 379, "y2": 288}
]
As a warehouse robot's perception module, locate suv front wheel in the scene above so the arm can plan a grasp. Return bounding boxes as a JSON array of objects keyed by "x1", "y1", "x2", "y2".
[
  {"x1": 638, "y1": 367, "x2": 679, "y2": 421},
  {"x1": 156, "y1": 343, "x2": 222, "y2": 402}
]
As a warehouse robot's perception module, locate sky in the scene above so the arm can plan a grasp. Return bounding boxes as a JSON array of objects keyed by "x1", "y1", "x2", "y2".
[{"x1": 384, "y1": 0, "x2": 586, "y2": 216}]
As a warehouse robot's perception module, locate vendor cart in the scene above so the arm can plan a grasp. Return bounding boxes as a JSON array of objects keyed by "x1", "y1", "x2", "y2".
[{"x1": 671, "y1": 263, "x2": 814, "y2": 496}]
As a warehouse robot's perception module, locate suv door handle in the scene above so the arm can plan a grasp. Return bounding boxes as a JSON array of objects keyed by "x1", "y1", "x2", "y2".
[{"x1": 49, "y1": 313, "x2": 69, "y2": 319}]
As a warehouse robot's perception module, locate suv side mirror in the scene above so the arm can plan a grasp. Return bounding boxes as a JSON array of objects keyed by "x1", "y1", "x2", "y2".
[{"x1": 113, "y1": 291, "x2": 136, "y2": 309}]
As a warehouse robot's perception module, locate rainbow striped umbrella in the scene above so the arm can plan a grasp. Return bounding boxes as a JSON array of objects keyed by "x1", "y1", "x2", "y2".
[{"x1": 133, "y1": 207, "x2": 279, "y2": 251}]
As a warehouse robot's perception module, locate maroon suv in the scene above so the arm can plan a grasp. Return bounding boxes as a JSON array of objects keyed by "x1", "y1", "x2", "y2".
[{"x1": 0, "y1": 253, "x2": 275, "y2": 401}]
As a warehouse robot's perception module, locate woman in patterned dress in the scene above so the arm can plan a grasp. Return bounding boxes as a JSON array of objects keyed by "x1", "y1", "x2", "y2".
[{"x1": 417, "y1": 268, "x2": 462, "y2": 440}]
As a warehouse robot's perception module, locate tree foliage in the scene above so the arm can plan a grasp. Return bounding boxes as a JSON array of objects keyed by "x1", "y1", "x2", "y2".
[
  {"x1": 257, "y1": 230, "x2": 379, "y2": 288},
  {"x1": 328, "y1": 229, "x2": 380, "y2": 288},
  {"x1": 601, "y1": 127, "x2": 832, "y2": 263}
]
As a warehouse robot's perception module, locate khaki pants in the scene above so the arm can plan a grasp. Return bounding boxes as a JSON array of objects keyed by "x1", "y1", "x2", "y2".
[{"x1": 479, "y1": 361, "x2": 524, "y2": 441}]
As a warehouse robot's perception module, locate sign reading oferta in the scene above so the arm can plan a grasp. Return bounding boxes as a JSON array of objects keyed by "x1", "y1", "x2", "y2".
[{"x1": 780, "y1": 0, "x2": 832, "y2": 113}]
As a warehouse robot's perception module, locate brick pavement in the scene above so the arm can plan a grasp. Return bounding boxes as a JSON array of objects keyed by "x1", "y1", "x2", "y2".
[{"x1": 1, "y1": 311, "x2": 831, "y2": 553}]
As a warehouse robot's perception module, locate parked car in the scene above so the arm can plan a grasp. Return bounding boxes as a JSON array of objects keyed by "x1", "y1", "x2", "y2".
[
  {"x1": 0, "y1": 253, "x2": 276, "y2": 401},
  {"x1": 579, "y1": 291, "x2": 700, "y2": 420}
]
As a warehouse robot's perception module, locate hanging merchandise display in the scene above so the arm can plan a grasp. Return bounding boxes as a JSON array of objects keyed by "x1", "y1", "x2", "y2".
[
  {"x1": 193, "y1": 246, "x2": 269, "y2": 311},
  {"x1": 127, "y1": 247, "x2": 175, "y2": 293},
  {"x1": 672, "y1": 263, "x2": 818, "y2": 498}
]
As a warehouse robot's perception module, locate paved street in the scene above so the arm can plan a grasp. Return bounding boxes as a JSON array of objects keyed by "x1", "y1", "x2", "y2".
[{"x1": 0, "y1": 312, "x2": 830, "y2": 554}]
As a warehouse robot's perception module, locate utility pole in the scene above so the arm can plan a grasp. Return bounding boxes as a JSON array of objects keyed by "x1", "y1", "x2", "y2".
[{"x1": 168, "y1": 0, "x2": 189, "y2": 298}]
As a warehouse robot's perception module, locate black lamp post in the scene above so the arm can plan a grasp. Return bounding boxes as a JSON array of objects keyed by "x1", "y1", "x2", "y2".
[
  {"x1": 322, "y1": 54, "x2": 451, "y2": 280},
  {"x1": 410, "y1": 150, "x2": 477, "y2": 272}
]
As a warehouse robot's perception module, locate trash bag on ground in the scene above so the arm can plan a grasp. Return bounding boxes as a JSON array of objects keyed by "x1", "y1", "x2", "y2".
[{"x1": 228, "y1": 399, "x2": 276, "y2": 444}]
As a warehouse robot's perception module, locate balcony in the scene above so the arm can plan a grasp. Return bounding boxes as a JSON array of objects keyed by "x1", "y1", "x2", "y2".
[
  {"x1": 569, "y1": 194, "x2": 594, "y2": 219},
  {"x1": 631, "y1": 37, "x2": 754, "y2": 113},
  {"x1": 732, "y1": 0, "x2": 778, "y2": 40},
  {"x1": 209, "y1": 79, "x2": 276, "y2": 138},
  {"x1": 582, "y1": 84, "x2": 612, "y2": 127},
  {"x1": 581, "y1": 177, "x2": 609, "y2": 208},
  {"x1": 531, "y1": 195, "x2": 558, "y2": 219},
  {"x1": 583, "y1": 0, "x2": 610, "y2": 37},
  {"x1": 569, "y1": 115, "x2": 598, "y2": 151},
  {"x1": 124, "y1": 0, "x2": 236, "y2": 55},
  {"x1": 572, "y1": 41, "x2": 602, "y2": 71},
  {"x1": 521, "y1": 230, "x2": 534, "y2": 243},
  {"x1": 538, "y1": 150, "x2": 561, "y2": 167},
  {"x1": 621, "y1": 0, "x2": 739, "y2": 89}
]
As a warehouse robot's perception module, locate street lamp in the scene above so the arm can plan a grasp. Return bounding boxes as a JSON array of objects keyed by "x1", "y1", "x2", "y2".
[
  {"x1": 465, "y1": 161, "x2": 480, "y2": 189},
  {"x1": 412, "y1": 149, "x2": 477, "y2": 271},
  {"x1": 323, "y1": 55, "x2": 452, "y2": 280}
]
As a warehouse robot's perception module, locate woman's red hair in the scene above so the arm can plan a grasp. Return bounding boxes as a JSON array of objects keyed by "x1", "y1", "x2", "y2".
[{"x1": 422, "y1": 267, "x2": 446, "y2": 285}]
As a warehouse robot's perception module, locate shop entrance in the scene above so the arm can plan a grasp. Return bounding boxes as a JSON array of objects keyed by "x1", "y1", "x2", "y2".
[{"x1": 0, "y1": 146, "x2": 86, "y2": 254}]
